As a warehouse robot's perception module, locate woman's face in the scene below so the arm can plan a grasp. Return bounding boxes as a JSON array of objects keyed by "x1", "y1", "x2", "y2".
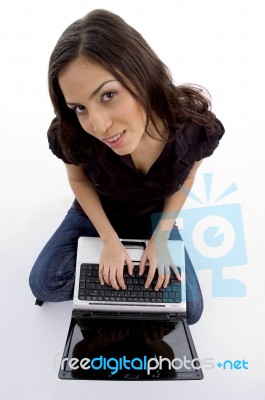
[{"x1": 58, "y1": 57, "x2": 147, "y2": 156}]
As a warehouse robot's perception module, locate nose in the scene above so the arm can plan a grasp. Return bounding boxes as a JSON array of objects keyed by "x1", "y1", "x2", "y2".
[{"x1": 86, "y1": 108, "x2": 112, "y2": 136}]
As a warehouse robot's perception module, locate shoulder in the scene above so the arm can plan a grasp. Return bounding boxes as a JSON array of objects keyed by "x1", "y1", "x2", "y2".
[
  {"x1": 174, "y1": 117, "x2": 225, "y2": 161},
  {"x1": 47, "y1": 117, "x2": 70, "y2": 163},
  {"x1": 47, "y1": 117, "x2": 96, "y2": 165},
  {"x1": 182, "y1": 118, "x2": 224, "y2": 144}
]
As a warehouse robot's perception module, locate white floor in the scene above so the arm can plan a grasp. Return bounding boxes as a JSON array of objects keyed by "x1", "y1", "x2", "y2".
[
  {"x1": 1, "y1": 203, "x2": 264, "y2": 400},
  {"x1": 1, "y1": 1, "x2": 265, "y2": 399}
]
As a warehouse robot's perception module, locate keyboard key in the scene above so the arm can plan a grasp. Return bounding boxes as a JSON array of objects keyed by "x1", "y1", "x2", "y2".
[
  {"x1": 86, "y1": 283, "x2": 96, "y2": 289},
  {"x1": 86, "y1": 277, "x2": 100, "y2": 283},
  {"x1": 86, "y1": 290, "x2": 98, "y2": 296}
]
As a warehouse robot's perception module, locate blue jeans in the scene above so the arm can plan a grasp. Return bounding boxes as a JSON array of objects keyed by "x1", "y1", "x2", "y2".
[{"x1": 29, "y1": 205, "x2": 203, "y2": 325}]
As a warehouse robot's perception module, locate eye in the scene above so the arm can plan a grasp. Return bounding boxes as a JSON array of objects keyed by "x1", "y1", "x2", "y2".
[
  {"x1": 71, "y1": 105, "x2": 86, "y2": 114},
  {"x1": 75, "y1": 105, "x2": 86, "y2": 114},
  {"x1": 101, "y1": 91, "x2": 116, "y2": 102}
]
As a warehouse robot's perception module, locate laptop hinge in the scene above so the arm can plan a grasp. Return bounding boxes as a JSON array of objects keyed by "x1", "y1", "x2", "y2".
[{"x1": 72, "y1": 310, "x2": 185, "y2": 322}]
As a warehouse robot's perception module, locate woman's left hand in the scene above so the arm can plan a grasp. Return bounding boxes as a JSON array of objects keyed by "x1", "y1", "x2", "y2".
[{"x1": 139, "y1": 233, "x2": 181, "y2": 290}]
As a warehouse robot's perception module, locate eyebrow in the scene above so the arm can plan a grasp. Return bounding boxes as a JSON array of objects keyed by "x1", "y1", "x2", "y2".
[{"x1": 66, "y1": 79, "x2": 117, "y2": 106}]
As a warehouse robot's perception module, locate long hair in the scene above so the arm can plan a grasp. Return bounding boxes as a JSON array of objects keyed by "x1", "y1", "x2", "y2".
[{"x1": 48, "y1": 9, "x2": 220, "y2": 164}]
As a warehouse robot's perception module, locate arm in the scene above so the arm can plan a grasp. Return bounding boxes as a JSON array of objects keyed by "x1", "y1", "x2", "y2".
[
  {"x1": 139, "y1": 160, "x2": 203, "y2": 290},
  {"x1": 65, "y1": 164, "x2": 134, "y2": 289}
]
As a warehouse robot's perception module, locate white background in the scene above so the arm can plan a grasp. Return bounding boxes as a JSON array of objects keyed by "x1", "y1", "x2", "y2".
[{"x1": 0, "y1": 0, "x2": 264, "y2": 399}]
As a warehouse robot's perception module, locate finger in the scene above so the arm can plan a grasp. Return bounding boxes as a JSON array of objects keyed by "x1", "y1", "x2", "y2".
[
  {"x1": 144, "y1": 263, "x2": 157, "y2": 288},
  {"x1": 99, "y1": 262, "x2": 110, "y2": 285},
  {"x1": 109, "y1": 267, "x2": 121, "y2": 290},
  {"x1": 125, "y1": 255, "x2": 134, "y2": 276},
  {"x1": 116, "y1": 266, "x2": 126, "y2": 289},
  {"x1": 162, "y1": 266, "x2": 171, "y2": 288},
  {"x1": 98, "y1": 263, "x2": 105, "y2": 285},
  {"x1": 170, "y1": 265, "x2": 181, "y2": 280},
  {"x1": 139, "y1": 253, "x2": 148, "y2": 276},
  {"x1": 154, "y1": 273, "x2": 165, "y2": 291}
]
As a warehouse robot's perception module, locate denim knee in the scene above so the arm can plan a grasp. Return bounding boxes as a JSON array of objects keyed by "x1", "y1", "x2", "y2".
[
  {"x1": 29, "y1": 252, "x2": 76, "y2": 302},
  {"x1": 29, "y1": 269, "x2": 75, "y2": 302},
  {"x1": 186, "y1": 298, "x2": 204, "y2": 325}
]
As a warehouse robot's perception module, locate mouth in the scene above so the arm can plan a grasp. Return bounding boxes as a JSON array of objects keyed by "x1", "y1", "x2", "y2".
[{"x1": 103, "y1": 130, "x2": 126, "y2": 148}]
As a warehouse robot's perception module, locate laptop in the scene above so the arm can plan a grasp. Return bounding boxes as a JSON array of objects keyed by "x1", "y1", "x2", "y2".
[{"x1": 58, "y1": 237, "x2": 203, "y2": 380}]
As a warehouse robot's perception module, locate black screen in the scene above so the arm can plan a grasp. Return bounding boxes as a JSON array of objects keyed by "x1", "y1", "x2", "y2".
[{"x1": 59, "y1": 317, "x2": 203, "y2": 380}]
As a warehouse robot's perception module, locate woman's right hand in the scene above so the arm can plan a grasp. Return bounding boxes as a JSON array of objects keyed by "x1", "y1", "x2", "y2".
[{"x1": 99, "y1": 237, "x2": 134, "y2": 290}]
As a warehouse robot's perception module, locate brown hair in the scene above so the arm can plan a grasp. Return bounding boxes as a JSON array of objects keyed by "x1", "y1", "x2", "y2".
[{"x1": 48, "y1": 9, "x2": 220, "y2": 164}]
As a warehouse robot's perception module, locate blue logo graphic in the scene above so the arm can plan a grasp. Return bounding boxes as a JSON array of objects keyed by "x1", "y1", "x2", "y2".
[
  {"x1": 177, "y1": 174, "x2": 247, "y2": 297},
  {"x1": 153, "y1": 173, "x2": 248, "y2": 297}
]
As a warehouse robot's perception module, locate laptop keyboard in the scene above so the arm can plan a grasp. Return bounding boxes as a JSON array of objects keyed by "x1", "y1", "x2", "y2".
[{"x1": 78, "y1": 263, "x2": 182, "y2": 303}]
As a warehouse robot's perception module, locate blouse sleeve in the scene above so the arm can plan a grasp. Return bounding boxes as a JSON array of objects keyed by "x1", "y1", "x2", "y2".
[
  {"x1": 47, "y1": 117, "x2": 71, "y2": 164},
  {"x1": 196, "y1": 118, "x2": 225, "y2": 161},
  {"x1": 177, "y1": 118, "x2": 225, "y2": 164}
]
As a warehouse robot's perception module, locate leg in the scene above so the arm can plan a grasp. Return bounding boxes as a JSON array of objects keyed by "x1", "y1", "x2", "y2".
[
  {"x1": 29, "y1": 205, "x2": 98, "y2": 302},
  {"x1": 169, "y1": 226, "x2": 204, "y2": 325},
  {"x1": 184, "y1": 249, "x2": 204, "y2": 325}
]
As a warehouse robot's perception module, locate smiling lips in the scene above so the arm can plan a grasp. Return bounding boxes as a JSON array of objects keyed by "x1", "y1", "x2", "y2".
[{"x1": 104, "y1": 130, "x2": 126, "y2": 148}]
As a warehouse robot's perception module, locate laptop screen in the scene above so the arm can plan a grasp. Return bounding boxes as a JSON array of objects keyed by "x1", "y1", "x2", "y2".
[{"x1": 58, "y1": 318, "x2": 203, "y2": 380}]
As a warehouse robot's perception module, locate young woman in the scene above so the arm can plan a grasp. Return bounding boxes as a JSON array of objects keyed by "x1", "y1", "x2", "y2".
[{"x1": 29, "y1": 9, "x2": 224, "y2": 324}]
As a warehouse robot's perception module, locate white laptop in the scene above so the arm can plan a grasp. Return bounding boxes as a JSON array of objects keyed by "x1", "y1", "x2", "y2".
[
  {"x1": 58, "y1": 237, "x2": 203, "y2": 381},
  {"x1": 73, "y1": 237, "x2": 186, "y2": 317}
]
